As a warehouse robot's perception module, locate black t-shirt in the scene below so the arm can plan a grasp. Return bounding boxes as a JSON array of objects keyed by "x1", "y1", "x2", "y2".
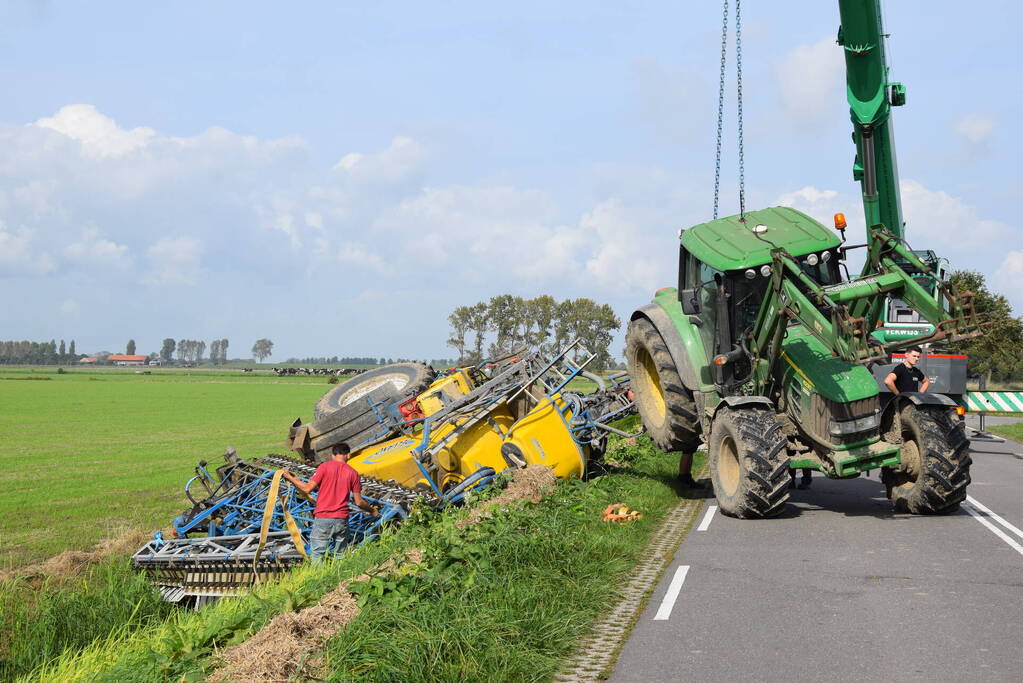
[{"x1": 891, "y1": 363, "x2": 925, "y2": 393}]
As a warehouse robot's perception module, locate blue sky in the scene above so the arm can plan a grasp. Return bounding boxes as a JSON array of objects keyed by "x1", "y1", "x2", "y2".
[{"x1": 2, "y1": 1, "x2": 1020, "y2": 361}]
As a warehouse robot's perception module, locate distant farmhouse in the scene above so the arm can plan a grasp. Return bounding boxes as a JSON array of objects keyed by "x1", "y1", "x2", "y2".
[{"x1": 106, "y1": 354, "x2": 148, "y2": 366}]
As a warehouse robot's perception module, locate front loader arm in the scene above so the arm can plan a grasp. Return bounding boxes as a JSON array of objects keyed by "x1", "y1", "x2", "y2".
[{"x1": 745, "y1": 230, "x2": 983, "y2": 394}]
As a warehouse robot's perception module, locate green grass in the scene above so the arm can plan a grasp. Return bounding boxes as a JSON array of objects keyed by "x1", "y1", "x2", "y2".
[
  {"x1": 15, "y1": 443, "x2": 698, "y2": 683},
  {"x1": 0, "y1": 367, "x2": 326, "y2": 567},
  {"x1": 0, "y1": 561, "x2": 174, "y2": 680},
  {"x1": 987, "y1": 422, "x2": 1023, "y2": 443}
]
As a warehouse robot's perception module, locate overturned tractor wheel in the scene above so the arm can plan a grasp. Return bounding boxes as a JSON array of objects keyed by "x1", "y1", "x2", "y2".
[
  {"x1": 708, "y1": 407, "x2": 790, "y2": 519},
  {"x1": 882, "y1": 403, "x2": 971, "y2": 514},
  {"x1": 308, "y1": 363, "x2": 436, "y2": 459},
  {"x1": 624, "y1": 317, "x2": 700, "y2": 453}
]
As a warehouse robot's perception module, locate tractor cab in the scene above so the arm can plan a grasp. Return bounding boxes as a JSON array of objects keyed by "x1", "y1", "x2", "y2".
[{"x1": 676, "y1": 207, "x2": 843, "y2": 391}]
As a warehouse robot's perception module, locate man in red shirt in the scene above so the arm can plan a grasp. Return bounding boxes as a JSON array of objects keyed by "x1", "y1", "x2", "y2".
[{"x1": 282, "y1": 442, "x2": 377, "y2": 562}]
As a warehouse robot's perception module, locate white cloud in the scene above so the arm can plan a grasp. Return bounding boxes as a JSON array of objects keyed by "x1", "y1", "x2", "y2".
[
  {"x1": 64, "y1": 225, "x2": 131, "y2": 269},
  {"x1": 59, "y1": 299, "x2": 80, "y2": 316},
  {"x1": 34, "y1": 104, "x2": 155, "y2": 159},
  {"x1": 899, "y1": 179, "x2": 1015, "y2": 249},
  {"x1": 994, "y1": 251, "x2": 1023, "y2": 314},
  {"x1": 777, "y1": 181, "x2": 1018, "y2": 254},
  {"x1": 953, "y1": 114, "x2": 996, "y2": 147},
  {"x1": 338, "y1": 242, "x2": 389, "y2": 275},
  {"x1": 144, "y1": 236, "x2": 202, "y2": 286},
  {"x1": 775, "y1": 36, "x2": 845, "y2": 125},
  {"x1": 333, "y1": 136, "x2": 426, "y2": 185},
  {"x1": 0, "y1": 220, "x2": 55, "y2": 276},
  {"x1": 776, "y1": 185, "x2": 861, "y2": 233}
]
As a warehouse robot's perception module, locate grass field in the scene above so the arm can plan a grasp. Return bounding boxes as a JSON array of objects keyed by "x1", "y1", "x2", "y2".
[
  {"x1": 988, "y1": 422, "x2": 1023, "y2": 443},
  {"x1": 0, "y1": 367, "x2": 327, "y2": 567}
]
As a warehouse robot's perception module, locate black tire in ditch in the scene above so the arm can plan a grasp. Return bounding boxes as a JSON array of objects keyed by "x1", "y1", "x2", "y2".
[
  {"x1": 624, "y1": 317, "x2": 701, "y2": 453},
  {"x1": 881, "y1": 403, "x2": 971, "y2": 514},
  {"x1": 308, "y1": 362, "x2": 436, "y2": 457},
  {"x1": 314, "y1": 363, "x2": 436, "y2": 420},
  {"x1": 708, "y1": 406, "x2": 790, "y2": 519}
]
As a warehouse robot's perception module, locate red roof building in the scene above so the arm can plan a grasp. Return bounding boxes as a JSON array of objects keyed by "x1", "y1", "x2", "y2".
[{"x1": 107, "y1": 354, "x2": 148, "y2": 366}]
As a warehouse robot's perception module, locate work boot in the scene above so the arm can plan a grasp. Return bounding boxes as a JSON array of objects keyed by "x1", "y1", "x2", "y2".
[
  {"x1": 679, "y1": 473, "x2": 705, "y2": 489},
  {"x1": 797, "y1": 474, "x2": 812, "y2": 490}
]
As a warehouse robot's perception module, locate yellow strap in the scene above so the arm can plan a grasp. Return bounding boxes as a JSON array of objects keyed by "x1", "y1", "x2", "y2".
[
  {"x1": 252, "y1": 469, "x2": 284, "y2": 580},
  {"x1": 279, "y1": 488, "x2": 309, "y2": 560}
]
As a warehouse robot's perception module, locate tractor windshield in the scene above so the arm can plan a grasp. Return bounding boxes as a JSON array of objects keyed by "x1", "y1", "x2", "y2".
[{"x1": 798, "y1": 251, "x2": 841, "y2": 286}]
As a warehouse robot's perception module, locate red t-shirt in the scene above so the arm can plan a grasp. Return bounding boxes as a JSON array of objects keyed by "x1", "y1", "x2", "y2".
[{"x1": 310, "y1": 460, "x2": 361, "y2": 519}]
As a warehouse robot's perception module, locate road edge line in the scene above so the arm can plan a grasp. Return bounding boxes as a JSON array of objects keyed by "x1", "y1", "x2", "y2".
[{"x1": 965, "y1": 495, "x2": 1023, "y2": 541}]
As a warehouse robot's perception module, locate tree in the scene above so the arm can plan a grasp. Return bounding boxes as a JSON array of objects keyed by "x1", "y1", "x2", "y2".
[
  {"x1": 126, "y1": 339, "x2": 136, "y2": 356},
  {"x1": 160, "y1": 338, "x2": 176, "y2": 363},
  {"x1": 219, "y1": 339, "x2": 229, "y2": 364},
  {"x1": 466, "y1": 302, "x2": 490, "y2": 363},
  {"x1": 486, "y1": 294, "x2": 524, "y2": 358},
  {"x1": 69, "y1": 340, "x2": 76, "y2": 361},
  {"x1": 948, "y1": 270, "x2": 1023, "y2": 382},
  {"x1": 446, "y1": 306, "x2": 473, "y2": 362},
  {"x1": 59, "y1": 339, "x2": 66, "y2": 362},
  {"x1": 252, "y1": 339, "x2": 274, "y2": 362},
  {"x1": 210, "y1": 340, "x2": 221, "y2": 365},
  {"x1": 195, "y1": 340, "x2": 206, "y2": 363}
]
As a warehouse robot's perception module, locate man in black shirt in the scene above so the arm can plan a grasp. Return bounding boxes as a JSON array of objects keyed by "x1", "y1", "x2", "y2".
[{"x1": 884, "y1": 345, "x2": 931, "y2": 395}]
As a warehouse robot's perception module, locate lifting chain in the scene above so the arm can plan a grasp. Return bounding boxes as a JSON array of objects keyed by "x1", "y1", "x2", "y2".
[{"x1": 712, "y1": 0, "x2": 746, "y2": 221}]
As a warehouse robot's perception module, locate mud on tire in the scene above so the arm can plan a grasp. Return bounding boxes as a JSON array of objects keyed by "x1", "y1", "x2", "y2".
[
  {"x1": 624, "y1": 317, "x2": 701, "y2": 453},
  {"x1": 708, "y1": 407, "x2": 790, "y2": 519},
  {"x1": 882, "y1": 403, "x2": 971, "y2": 514}
]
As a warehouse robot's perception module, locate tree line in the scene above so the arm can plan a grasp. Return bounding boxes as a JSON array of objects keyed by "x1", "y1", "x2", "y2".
[
  {"x1": 283, "y1": 356, "x2": 457, "y2": 367},
  {"x1": 158, "y1": 339, "x2": 230, "y2": 364},
  {"x1": 0, "y1": 339, "x2": 77, "y2": 365},
  {"x1": 446, "y1": 295, "x2": 621, "y2": 370}
]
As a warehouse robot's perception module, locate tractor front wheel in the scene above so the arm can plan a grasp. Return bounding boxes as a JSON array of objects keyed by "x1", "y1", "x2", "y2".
[
  {"x1": 708, "y1": 407, "x2": 790, "y2": 519},
  {"x1": 624, "y1": 317, "x2": 701, "y2": 454},
  {"x1": 882, "y1": 403, "x2": 971, "y2": 514}
]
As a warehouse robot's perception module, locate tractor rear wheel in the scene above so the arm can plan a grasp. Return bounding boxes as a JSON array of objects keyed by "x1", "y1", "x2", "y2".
[
  {"x1": 624, "y1": 317, "x2": 701, "y2": 453},
  {"x1": 708, "y1": 407, "x2": 790, "y2": 518},
  {"x1": 882, "y1": 403, "x2": 971, "y2": 514}
]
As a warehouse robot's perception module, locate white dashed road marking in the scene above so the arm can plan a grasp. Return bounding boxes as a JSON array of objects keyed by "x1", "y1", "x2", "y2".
[
  {"x1": 653, "y1": 565, "x2": 690, "y2": 621},
  {"x1": 697, "y1": 504, "x2": 717, "y2": 531}
]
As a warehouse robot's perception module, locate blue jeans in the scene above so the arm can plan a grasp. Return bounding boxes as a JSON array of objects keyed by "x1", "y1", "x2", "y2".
[{"x1": 309, "y1": 517, "x2": 349, "y2": 563}]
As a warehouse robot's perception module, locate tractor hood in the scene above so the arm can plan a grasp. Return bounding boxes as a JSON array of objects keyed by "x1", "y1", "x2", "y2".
[{"x1": 780, "y1": 326, "x2": 878, "y2": 403}]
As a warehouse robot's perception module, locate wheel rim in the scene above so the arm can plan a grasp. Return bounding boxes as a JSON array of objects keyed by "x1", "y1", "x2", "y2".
[
  {"x1": 339, "y1": 374, "x2": 410, "y2": 407},
  {"x1": 636, "y1": 347, "x2": 666, "y2": 420},
  {"x1": 718, "y1": 435, "x2": 740, "y2": 497}
]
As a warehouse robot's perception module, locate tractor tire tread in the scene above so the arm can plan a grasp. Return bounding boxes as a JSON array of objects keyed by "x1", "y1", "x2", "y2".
[{"x1": 709, "y1": 407, "x2": 790, "y2": 519}]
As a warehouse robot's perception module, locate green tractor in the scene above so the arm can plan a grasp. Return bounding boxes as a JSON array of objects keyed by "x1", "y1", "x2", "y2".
[
  {"x1": 627, "y1": 208, "x2": 978, "y2": 518},
  {"x1": 626, "y1": 1, "x2": 983, "y2": 518}
]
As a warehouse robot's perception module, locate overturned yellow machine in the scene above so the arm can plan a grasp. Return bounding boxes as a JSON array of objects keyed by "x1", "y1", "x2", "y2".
[
  {"x1": 133, "y1": 342, "x2": 635, "y2": 605},
  {"x1": 287, "y1": 341, "x2": 634, "y2": 497}
]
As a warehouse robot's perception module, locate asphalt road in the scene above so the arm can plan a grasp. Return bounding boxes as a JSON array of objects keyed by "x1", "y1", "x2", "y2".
[{"x1": 611, "y1": 420, "x2": 1023, "y2": 682}]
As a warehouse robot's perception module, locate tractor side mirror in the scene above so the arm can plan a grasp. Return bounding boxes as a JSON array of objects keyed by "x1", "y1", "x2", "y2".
[{"x1": 680, "y1": 288, "x2": 701, "y2": 315}]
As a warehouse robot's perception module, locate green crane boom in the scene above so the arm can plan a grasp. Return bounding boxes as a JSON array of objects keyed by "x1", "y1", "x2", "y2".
[{"x1": 839, "y1": 0, "x2": 906, "y2": 248}]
